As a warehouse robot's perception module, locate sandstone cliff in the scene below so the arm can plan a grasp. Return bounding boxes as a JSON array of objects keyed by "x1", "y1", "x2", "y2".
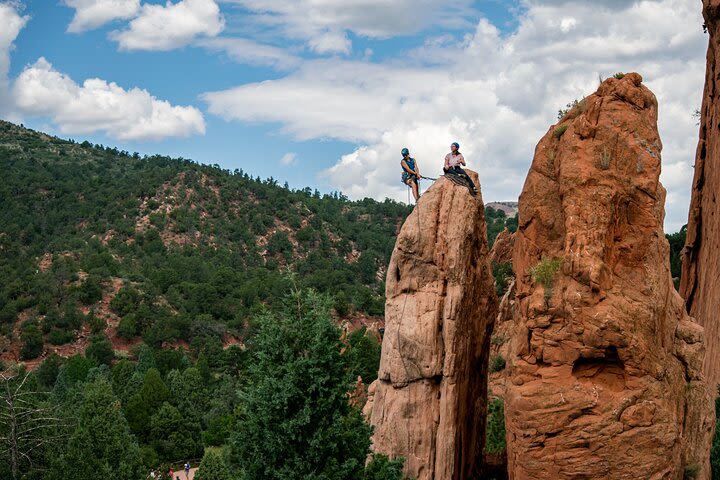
[
  {"x1": 681, "y1": 0, "x2": 720, "y2": 390},
  {"x1": 505, "y1": 73, "x2": 714, "y2": 479},
  {"x1": 367, "y1": 171, "x2": 499, "y2": 480}
]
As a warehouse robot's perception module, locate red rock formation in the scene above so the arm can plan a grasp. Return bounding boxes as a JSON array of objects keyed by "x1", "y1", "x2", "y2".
[
  {"x1": 681, "y1": 0, "x2": 720, "y2": 390},
  {"x1": 490, "y1": 228, "x2": 515, "y2": 266},
  {"x1": 367, "y1": 171, "x2": 498, "y2": 480},
  {"x1": 505, "y1": 74, "x2": 714, "y2": 479}
]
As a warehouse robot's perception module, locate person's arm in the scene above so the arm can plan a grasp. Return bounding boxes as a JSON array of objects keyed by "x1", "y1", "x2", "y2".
[
  {"x1": 413, "y1": 160, "x2": 420, "y2": 177},
  {"x1": 459, "y1": 154, "x2": 466, "y2": 166},
  {"x1": 444, "y1": 154, "x2": 450, "y2": 171}
]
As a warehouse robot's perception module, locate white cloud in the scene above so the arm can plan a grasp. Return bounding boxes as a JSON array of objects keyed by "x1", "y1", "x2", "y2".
[
  {"x1": 204, "y1": 0, "x2": 704, "y2": 231},
  {"x1": 0, "y1": 3, "x2": 29, "y2": 116},
  {"x1": 111, "y1": 0, "x2": 224, "y2": 51},
  {"x1": 280, "y1": 152, "x2": 297, "y2": 165},
  {"x1": 307, "y1": 30, "x2": 351, "y2": 55},
  {"x1": 223, "y1": 0, "x2": 476, "y2": 55},
  {"x1": 197, "y1": 37, "x2": 299, "y2": 69},
  {"x1": 63, "y1": 0, "x2": 140, "y2": 32},
  {"x1": 13, "y1": 57, "x2": 205, "y2": 141}
]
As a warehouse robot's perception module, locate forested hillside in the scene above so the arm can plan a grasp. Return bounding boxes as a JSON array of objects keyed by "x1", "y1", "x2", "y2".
[
  {"x1": 0, "y1": 120, "x2": 418, "y2": 479},
  {"x1": 0, "y1": 120, "x2": 415, "y2": 365}
]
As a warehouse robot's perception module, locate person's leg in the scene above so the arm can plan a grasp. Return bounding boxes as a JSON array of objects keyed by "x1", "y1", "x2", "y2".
[
  {"x1": 455, "y1": 166, "x2": 477, "y2": 190},
  {"x1": 411, "y1": 178, "x2": 419, "y2": 201}
]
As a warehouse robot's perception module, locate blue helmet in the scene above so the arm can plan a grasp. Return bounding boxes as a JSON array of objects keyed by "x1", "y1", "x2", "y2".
[
  {"x1": 451, "y1": 142, "x2": 460, "y2": 150},
  {"x1": 401, "y1": 147, "x2": 409, "y2": 156}
]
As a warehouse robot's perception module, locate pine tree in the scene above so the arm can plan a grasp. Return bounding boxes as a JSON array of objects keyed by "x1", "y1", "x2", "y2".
[
  {"x1": 195, "y1": 450, "x2": 231, "y2": 480},
  {"x1": 230, "y1": 289, "x2": 372, "y2": 479},
  {"x1": 49, "y1": 377, "x2": 143, "y2": 480}
]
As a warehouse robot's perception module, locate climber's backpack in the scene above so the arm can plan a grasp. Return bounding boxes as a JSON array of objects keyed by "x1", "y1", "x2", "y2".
[{"x1": 444, "y1": 171, "x2": 477, "y2": 196}]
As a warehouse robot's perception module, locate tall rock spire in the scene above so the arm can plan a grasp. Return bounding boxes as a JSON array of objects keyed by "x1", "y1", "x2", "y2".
[
  {"x1": 366, "y1": 171, "x2": 499, "y2": 480},
  {"x1": 681, "y1": 0, "x2": 720, "y2": 391},
  {"x1": 505, "y1": 73, "x2": 714, "y2": 479}
]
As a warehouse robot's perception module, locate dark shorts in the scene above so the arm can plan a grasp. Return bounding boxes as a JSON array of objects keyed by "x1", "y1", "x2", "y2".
[{"x1": 401, "y1": 172, "x2": 418, "y2": 185}]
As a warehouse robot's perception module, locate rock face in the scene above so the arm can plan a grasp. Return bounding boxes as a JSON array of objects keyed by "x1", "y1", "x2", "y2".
[
  {"x1": 505, "y1": 74, "x2": 714, "y2": 479},
  {"x1": 367, "y1": 171, "x2": 499, "y2": 480},
  {"x1": 490, "y1": 228, "x2": 515, "y2": 266},
  {"x1": 681, "y1": 0, "x2": 720, "y2": 390}
]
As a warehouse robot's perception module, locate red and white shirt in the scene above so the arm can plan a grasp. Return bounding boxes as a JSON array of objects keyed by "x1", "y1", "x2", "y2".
[{"x1": 445, "y1": 152, "x2": 464, "y2": 168}]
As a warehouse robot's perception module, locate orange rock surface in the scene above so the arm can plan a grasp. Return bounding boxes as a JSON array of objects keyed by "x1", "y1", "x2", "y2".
[
  {"x1": 681, "y1": 0, "x2": 720, "y2": 391},
  {"x1": 505, "y1": 73, "x2": 714, "y2": 479},
  {"x1": 367, "y1": 171, "x2": 498, "y2": 480}
]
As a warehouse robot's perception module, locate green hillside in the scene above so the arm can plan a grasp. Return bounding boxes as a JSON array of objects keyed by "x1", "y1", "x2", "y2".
[{"x1": 0, "y1": 120, "x2": 411, "y2": 362}]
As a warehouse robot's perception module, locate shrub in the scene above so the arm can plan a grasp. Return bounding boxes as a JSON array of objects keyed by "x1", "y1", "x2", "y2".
[
  {"x1": 76, "y1": 275, "x2": 103, "y2": 305},
  {"x1": 490, "y1": 335, "x2": 506, "y2": 346},
  {"x1": 613, "y1": 72, "x2": 625, "y2": 79},
  {"x1": 530, "y1": 257, "x2": 563, "y2": 299},
  {"x1": 595, "y1": 145, "x2": 611, "y2": 170},
  {"x1": 557, "y1": 99, "x2": 587, "y2": 120},
  {"x1": 37, "y1": 354, "x2": 64, "y2": 388},
  {"x1": 48, "y1": 329, "x2": 76, "y2": 345},
  {"x1": 490, "y1": 355, "x2": 506, "y2": 373},
  {"x1": 363, "y1": 454, "x2": 406, "y2": 480},
  {"x1": 117, "y1": 314, "x2": 138, "y2": 339},
  {"x1": 684, "y1": 463, "x2": 699, "y2": 479},
  {"x1": 492, "y1": 261, "x2": 513, "y2": 296},
  {"x1": 485, "y1": 398, "x2": 506, "y2": 454},
  {"x1": 21, "y1": 321, "x2": 44, "y2": 360},
  {"x1": 86, "y1": 334, "x2": 114, "y2": 365},
  {"x1": 553, "y1": 124, "x2": 568, "y2": 139}
]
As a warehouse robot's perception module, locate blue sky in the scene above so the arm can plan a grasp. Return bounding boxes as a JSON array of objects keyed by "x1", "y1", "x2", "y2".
[{"x1": 0, "y1": 0, "x2": 708, "y2": 231}]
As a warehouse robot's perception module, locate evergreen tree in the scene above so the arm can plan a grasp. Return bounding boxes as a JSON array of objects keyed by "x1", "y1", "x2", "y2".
[
  {"x1": 195, "y1": 450, "x2": 231, "y2": 480},
  {"x1": 125, "y1": 368, "x2": 169, "y2": 439},
  {"x1": 49, "y1": 378, "x2": 143, "y2": 480},
  {"x1": 230, "y1": 289, "x2": 372, "y2": 479},
  {"x1": 86, "y1": 333, "x2": 114, "y2": 365}
]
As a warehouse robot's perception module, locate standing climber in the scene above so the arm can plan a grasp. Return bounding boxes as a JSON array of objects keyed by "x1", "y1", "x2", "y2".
[
  {"x1": 444, "y1": 142, "x2": 478, "y2": 193},
  {"x1": 401, "y1": 147, "x2": 421, "y2": 201}
]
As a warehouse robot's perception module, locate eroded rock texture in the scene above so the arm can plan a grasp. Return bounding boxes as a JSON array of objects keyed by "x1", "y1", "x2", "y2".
[
  {"x1": 681, "y1": 0, "x2": 720, "y2": 390},
  {"x1": 368, "y1": 171, "x2": 498, "y2": 480},
  {"x1": 505, "y1": 73, "x2": 714, "y2": 479}
]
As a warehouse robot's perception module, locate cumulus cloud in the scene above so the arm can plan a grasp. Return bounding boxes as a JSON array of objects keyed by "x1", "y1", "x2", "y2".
[
  {"x1": 204, "y1": 0, "x2": 705, "y2": 231},
  {"x1": 0, "y1": 3, "x2": 29, "y2": 116},
  {"x1": 111, "y1": 0, "x2": 224, "y2": 51},
  {"x1": 13, "y1": 57, "x2": 205, "y2": 141},
  {"x1": 63, "y1": 0, "x2": 140, "y2": 32},
  {"x1": 223, "y1": 0, "x2": 476, "y2": 55}
]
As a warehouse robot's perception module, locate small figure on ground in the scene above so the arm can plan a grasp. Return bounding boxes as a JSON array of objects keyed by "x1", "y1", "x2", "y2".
[
  {"x1": 184, "y1": 461, "x2": 190, "y2": 479},
  {"x1": 444, "y1": 142, "x2": 478, "y2": 194},
  {"x1": 169, "y1": 467, "x2": 173, "y2": 480},
  {"x1": 400, "y1": 147, "x2": 421, "y2": 201}
]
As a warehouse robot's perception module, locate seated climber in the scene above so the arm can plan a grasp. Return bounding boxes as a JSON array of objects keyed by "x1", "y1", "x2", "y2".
[
  {"x1": 401, "y1": 147, "x2": 421, "y2": 201},
  {"x1": 444, "y1": 142, "x2": 478, "y2": 194}
]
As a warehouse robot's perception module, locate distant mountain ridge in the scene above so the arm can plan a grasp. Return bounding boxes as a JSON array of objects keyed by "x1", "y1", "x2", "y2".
[{"x1": 485, "y1": 201, "x2": 518, "y2": 216}]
